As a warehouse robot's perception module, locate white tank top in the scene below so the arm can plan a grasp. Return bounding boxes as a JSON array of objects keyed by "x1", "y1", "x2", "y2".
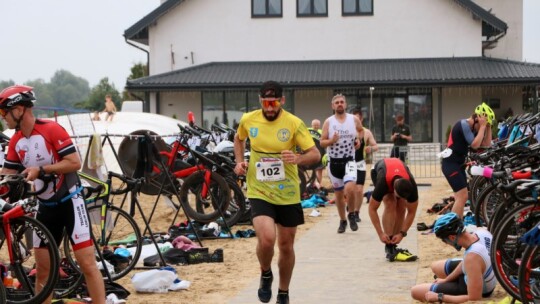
[
  {"x1": 463, "y1": 229, "x2": 496, "y2": 294},
  {"x1": 327, "y1": 113, "x2": 356, "y2": 159}
]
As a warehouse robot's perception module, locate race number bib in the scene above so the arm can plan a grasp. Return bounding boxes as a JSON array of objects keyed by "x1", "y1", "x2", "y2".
[
  {"x1": 356, "y1": 160, "x2": 366, "y2": 171},
  {"x1": 345, "y1": 161, "x2": 357, "y2": 176},
  {"x1": 256, "y1": 158, "x2": 285, "y2": 182}
]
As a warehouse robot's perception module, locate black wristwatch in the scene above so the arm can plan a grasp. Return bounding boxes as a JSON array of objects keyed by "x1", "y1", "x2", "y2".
[
  {"x1": 438, "y1": 292, "x2": 444, "y2": 303},
  {"x1": 400, "y1": 230, "x2": 407, "y2": 237}
]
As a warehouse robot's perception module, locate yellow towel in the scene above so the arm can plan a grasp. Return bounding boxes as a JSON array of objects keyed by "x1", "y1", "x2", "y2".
[{"x1": 87, "y1": 133, "x2": 104, "y2": 170}]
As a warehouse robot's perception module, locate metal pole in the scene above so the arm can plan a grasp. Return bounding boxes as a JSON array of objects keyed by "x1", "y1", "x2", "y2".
[{"x1": 369, "y1": 87, "x2": 374, "y2": 130}]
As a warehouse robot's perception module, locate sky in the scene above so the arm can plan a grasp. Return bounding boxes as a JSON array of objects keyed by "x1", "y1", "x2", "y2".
[{"x1": 1, "y1": 0, "x2": 539, "y2": 91}]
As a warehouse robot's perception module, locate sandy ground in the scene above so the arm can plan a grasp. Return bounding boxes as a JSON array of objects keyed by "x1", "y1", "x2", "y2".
[{"x1": 110, "y1": 175, "x2": 510, "y2": 304}]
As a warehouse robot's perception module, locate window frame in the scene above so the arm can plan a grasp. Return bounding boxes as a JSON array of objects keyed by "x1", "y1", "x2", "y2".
[
  {"x1": 252, "y1": 0, "x2": 283, "y2": 18},
  {"x1": 297, "y1": 0, "x2": 328, "y2": 17},
  {"x1": 342, "y1": 0, "x2": 374, "y2": 16}
]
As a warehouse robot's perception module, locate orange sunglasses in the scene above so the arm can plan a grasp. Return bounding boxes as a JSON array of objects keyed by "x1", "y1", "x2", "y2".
[{"x1": 261, "y1": 98, "x2": 280, "y2": 108}]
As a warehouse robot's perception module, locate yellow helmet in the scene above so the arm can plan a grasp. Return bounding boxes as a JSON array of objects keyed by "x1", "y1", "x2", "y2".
[{"x1": 475, "y1": 102, "x2": 495, "y2": 125}]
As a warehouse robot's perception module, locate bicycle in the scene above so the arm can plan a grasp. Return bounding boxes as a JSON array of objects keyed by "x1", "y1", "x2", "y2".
[
  {"x1": 0, "y1": 174, "x2": 60, "y2": 304},
  {"x1": 59, "y1": 171, "x2": 143, "y2": 290}
]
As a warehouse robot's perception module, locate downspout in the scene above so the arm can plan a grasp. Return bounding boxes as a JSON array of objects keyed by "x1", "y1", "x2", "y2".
[{"x1": 125, "y1": 37, "x2": 150, "y2": 112}]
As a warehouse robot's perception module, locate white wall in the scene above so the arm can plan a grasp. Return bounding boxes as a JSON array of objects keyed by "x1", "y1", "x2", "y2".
[
  {"x1": 159, "y1": 91, "x2": 202, "y2": 123},
  {"x1": 475, "y1": 0, "x2": 523, "y2": 61},
  {"x1": 148, "y1": 0, "x2": 481, "y2": 76}
]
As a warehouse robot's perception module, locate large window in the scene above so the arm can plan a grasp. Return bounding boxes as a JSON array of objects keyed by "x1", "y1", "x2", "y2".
[
  {"x1": 202, "y1": 90, "x2": 294, "y2": 129},
  {"x1": 338, "y1": 88, "x2": 432, "y2": 142},
  {"x1": 252, "y1": 0, "x2": 282, "y2": 17},
  {"x1": 297, "y1": 0, "x2": 327, "y2": 17},
  {"x1": 342, "y1": 0, "x2": 373, "y2": 16}
]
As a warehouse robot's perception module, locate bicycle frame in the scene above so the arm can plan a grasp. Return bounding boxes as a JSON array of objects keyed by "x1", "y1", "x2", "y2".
[
  {"x1": 1, "y1": 204, "x2": 30, "y2": 263},
  {"x1": 153, "y1": 134, "x2": 212, "y2": 197}
]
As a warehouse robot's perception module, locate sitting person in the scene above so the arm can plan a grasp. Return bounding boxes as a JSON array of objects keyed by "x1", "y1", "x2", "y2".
[{"x1": 410, "y1": 212, "x2": 496, "y2": 303}]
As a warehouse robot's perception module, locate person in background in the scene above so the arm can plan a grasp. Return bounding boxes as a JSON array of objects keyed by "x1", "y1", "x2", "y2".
[
  {"x1": 102, "y1": 94, "x2": 117, "y2": 122},
  {"x1": 0, "y1": 85, "x2": 106, "y2": 304},
  {"x1": 410, "y1": 212, "x2": 496, "y2": 303},
  {"x1": 350, "y1": 107, "x2": 378, "y2": 222},
  {"x1": 440, "y1": 103, "x2": 493, "y2": 218},
  {"x1": 320, "y1": 94, "x2": 364, "y2": 233},
  {"x1": 368, "y1": 158, "x2": 418, "y2": 262},
  {"x1": 390, "y1": 113, "x2": 412, "y2": 162},
  {"x1": 234, "y1": 81, "x2": 320, "y2": 304},
  {"x1": 308, "y1": 119, "x2": 324, "y2": 189}
]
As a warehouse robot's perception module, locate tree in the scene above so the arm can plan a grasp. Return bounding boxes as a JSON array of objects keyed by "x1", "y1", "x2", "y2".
[
  {"x1": 0, "y1": 80, "x2": 15, "y2": 89},
  {"x1": 122, "y1": 62, "x2": 148, "y2": 101},
  {"x1": 49, "y1": 70, "x2": 90, "y2": 108},
  {"x1": 79, "y1": 78, "x2": 121, "y2": 111}
]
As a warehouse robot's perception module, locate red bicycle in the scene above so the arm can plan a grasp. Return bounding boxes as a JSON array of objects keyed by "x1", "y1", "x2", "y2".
[{"x1": 0, "y1": 174, "x2": 59, "y2": 304}]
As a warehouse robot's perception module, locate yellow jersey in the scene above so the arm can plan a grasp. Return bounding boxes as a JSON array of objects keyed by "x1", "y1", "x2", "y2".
[{"x1": 237, "y1": 109, "x2": 315, "y2": 205}]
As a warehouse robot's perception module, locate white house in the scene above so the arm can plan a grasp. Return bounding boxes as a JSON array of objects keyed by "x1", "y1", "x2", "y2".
[{"x1": 123, "y1": 0, "x2": 540, "y2": 143}]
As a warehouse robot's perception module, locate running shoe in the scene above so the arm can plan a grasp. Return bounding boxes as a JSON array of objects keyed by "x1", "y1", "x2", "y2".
[
  {"x1": 258, "y1": 270, "x2": 273, "y2": 303},
  {"x1": 337, "y1": 220, "x2": 347, "y2": 233},
  {"x1": 393, "y1": 248, "x2": 418, "y2": 262},
  {"x1": 354, "y1": 211, "x2": 361, "y2": 223},
  {"x1": 348, "y1": 213, "x2": 358, "y2": 231},
  {"x1": 385, "y1": 244, "x2": 397, "y2": 261},
  {"x1": 276, "y1": 292, "x2": 289, "y2": 304}
]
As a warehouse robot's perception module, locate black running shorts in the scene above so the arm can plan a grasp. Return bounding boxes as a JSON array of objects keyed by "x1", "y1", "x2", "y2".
[{"x1": 250, "y1": 199, "x2": 305, "y2": 228}]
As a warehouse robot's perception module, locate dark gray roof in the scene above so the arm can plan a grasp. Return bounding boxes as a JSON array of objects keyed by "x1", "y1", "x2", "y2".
[
  {"x1": 124, "y1": 0, "x2": 507, "y2": 45},
  {"x1": 124, "y1": 0, "x2": 184, "y2": 45},
  {"x1": 125, "y1": 57, "x2": 540, "y2": 91},
  {"x1": 452, "y1": 0, "x2": 507, "y2": 36}
]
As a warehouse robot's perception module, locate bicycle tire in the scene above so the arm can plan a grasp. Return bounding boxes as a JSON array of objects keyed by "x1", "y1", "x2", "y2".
[
  {"x1": 491, "y1": 203, "x2": 540, "y2": 299},
  {"x1": 62, "y1": 204, "x2": 142, "y2": 281},
  {"x1": 2, "y1": 216, "x2": 59, "y2": 304},
  {"x1": 220, "y1": 177, "x2": 246, "y2": 228},
  {"x1": 473, "y1": 184, "x2": 504, "y2": 227},
  {"x1": 518, "y1": 244, "x2": 540, "y2": 303},
  {"x1": 180, "y1": 170, "x2": 231, "y2": 223}
]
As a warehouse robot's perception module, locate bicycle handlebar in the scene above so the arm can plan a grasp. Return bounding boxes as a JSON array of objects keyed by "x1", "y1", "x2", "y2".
[{"x1": 108, "y1": 171, "x2": 144, "y2": 195}]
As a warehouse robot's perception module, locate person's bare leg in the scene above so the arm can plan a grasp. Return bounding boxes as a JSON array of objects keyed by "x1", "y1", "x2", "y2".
[
  {"x1": 451, "y1": 187, "x2": 468, "y2": 218},
  {"x1": 315, "y1": 169, "x2": 323, "y2": 189},
  {"x1": 252, "y1": 215, "x2": 277, "y2": 271},
  {"x1": 75, "y1": 246, "x2": 106, "y2": 304},
  {"x1": 382, "y1": 195, "x2": 397, "y2": 235},
  {"x1": 431, "y1": 260, "x2": 449, "y2": 279},
  {"x1": 334, "y1": 190, "x2": 346, "y2": 220},
  {"x1": 34, "y1": 248, "x2": 53, "y2": 304},
  {"x1": 276, "y1": 224, "x2": 297, "y2": 291},
  {"x1": 394, "y1": 198, "x2": 406, "y2": 236},
  {"x1": 344, "y1": 182, "x2": 356, "y2": 213},
  {"x1": 354, "y1": 184, "x2": 364, "y2": 213}
]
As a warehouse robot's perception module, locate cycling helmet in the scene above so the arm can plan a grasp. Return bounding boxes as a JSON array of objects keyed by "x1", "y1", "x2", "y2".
[
  {"x1": 0, "y1": 85, "x2": 36, "y2": 110},
  {"x1": 474, "y1": 102, "x2": 495, "y2": 125},
  {"x1": 433, "y1": 212, "x2": 464, "y2": 239}
]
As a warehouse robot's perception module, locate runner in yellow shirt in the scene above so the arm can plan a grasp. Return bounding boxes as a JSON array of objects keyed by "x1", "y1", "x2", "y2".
[{"x1": 234, "y1": 81, "x2": 320, "y2": 304}]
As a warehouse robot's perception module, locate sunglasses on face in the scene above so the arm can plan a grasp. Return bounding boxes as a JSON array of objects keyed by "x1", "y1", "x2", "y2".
[{"x1": 261, "y1": 98, "x2": 280, "y2": 108}]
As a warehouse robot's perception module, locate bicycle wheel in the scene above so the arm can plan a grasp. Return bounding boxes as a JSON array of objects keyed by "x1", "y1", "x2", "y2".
[
  {"x1": 0, "y1": 216, "x2": 59, "y2": 304},
  {"x1": 180, "y1": 171, "x2": 231, "y2": 223},
  {"x1": 473, "y1": 184, "x2": 505, "y2": 227},
  {"x1": 518, "y1": 244, "x2": 540, "y2": 303},
  {"x1": 491, "y1": 203, "x2": 540, "y2": 299},
  {"x1": 220, "y1": 177, "x2": 246, "y2": 228},
  {"x1": 62, "y1": 204, "x2": 142, "y2": 281}
]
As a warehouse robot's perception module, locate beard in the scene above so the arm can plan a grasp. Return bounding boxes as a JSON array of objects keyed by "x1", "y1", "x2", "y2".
[
  {"x1": 263, "y1": 108, "x2": 281, "y2": 121},
  {"x1": 335, "y1": 107, "x2": 345, "y2": 115}
]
